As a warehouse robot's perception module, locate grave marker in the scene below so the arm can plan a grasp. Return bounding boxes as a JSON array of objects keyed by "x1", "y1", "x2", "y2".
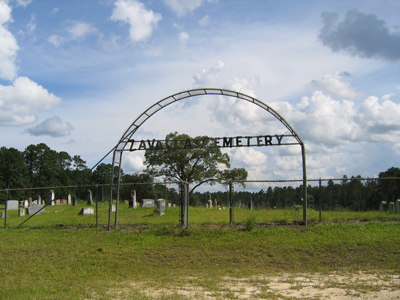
[
  {"x1": 154, "y1": 199, "x2": 166, "y2": 216},
  {"x1": 87, "y1": 190, "x2": 94, "y2": 205},
  {"x1": 129, "y1": 190, "x2": 137, "y2": 209},
  {"x1": 27, "y1": 205, "x2": 46, "y2": 215},
  {"x1": 78, "y1": 207, "x2": 94, "y2": 216},
  {"x1": 141, "y1": 199, "x2": 155, "y2": 208},
  {"x1": 73, "y1": 195, "x2": 77, "y2": 207},
  {"x1": 18, "y1": 208, "x2": 25, "y2": 217},
  {"x1": 6, "y1": 200, "x2": 18, "y2": 210},
  {"x1": 396, "y1": 199, "x2": 400, "y2": 213},
  {"x1": 380, "y1": 201, "x2": 388, "y2": 212},
  {"x1": 49, "y1": 190, "x2": 55, "y2": 205},
  {"x1": 389, "y1": 202, "x2": 395, "y2": 213},
  {"x1": 67, "y1": 194, "x2": 71, "y2": 205}
]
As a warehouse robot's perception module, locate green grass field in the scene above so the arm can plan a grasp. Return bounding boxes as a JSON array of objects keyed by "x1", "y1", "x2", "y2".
[
  {"x1": 2, "y1": 201, "x2": 400, "y2": 228},
  {"x1": 0, "y1": 222, "x2": 399, "y2": 299}
]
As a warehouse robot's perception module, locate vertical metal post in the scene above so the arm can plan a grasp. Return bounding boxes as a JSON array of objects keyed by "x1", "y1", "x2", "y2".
[
  {"x1": 229, "y1": 181, "x2": 233, "y2": 225},
  {"x1": 108, "y1": 151, "x2": 116, "y2": 230},
  {"x1": 301, "y1": 144, "x2": 308, "y2": 226},
  {"x1": 179, "y1": 182, "x2": 189, "y2": 228},
  {"x1": 179, "y1": 182, "x2": 184, "y2": 227},
  {"x1": 114, "y1": 158, "x2": 122, "y2": 228},
  {"x1": 4, "y1": 189, "x2": 8, "y2": 228},
  {"x1": 95, "y1": 184, "x2": 99, "y2": 228},
  {"x1": 319, "y1": 178, "x2": 322, "y2": 222}
]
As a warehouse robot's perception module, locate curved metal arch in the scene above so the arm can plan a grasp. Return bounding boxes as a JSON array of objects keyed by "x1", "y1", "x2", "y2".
[
  {"x1": 115, "y1": 88, "x2": 303, "y2": 153},
  {"x1": 109, "y1": 88, "x2": 308, "y2": 229}
]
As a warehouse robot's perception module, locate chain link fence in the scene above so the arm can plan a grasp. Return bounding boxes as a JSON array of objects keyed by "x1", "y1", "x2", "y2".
[{"x1": 1, "y1": 177, "x2": 400, "y2": 229}]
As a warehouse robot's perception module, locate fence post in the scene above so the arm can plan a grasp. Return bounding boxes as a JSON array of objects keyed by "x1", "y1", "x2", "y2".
[
  {"x1": 319, "y1": 178, "x2": 322, "y2": 222},
  {"x1": 95, "y1": 185, "x2": 99, "y2": 228},
  {"x1": 4, "y1": 189, "x2": 8, "y2": 228},
  {"x1": 229, "y1": 181, "x2": 233, "y2": 225}
]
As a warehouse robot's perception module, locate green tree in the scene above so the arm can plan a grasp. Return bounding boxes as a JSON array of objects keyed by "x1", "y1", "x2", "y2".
[
  {"x1": 0, "y1": 147, "x2": 28, "y2": 199},
  {"x1": 143, "y1": 132, "x2": 248, "y2": 195}
]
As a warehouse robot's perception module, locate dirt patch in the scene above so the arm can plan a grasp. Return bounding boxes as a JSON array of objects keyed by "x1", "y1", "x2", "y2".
[{"x1": 104, "y1": 272, "x2": 400, "y2": 299}]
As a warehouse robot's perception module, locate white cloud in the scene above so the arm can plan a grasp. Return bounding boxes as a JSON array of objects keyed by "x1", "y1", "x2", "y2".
[
  {"x1": 67, "y1": 21, "x2": 98, "y2": 40},
  {"x1": 111, "y1": 0, "x2": 161, "y2": 42},
  {"x1": 179, "y1": 31, "x2": 189, "y2": 44},
  {"x1": 15, "y1": 0, "x2": 33, "y2": 7},
  {"x1": 26, "y1": 13, "x2": 36, "y2": 33},
  {"x1": 122, "y1": 152, "x2": 144, "y2": 172},
  {"x1": 308, "y1": 72, "x2": 363, "y2": 100},
  {"x1": 26, "y1": 116, "x2": 74, "y2": 137},
  {"x1": 48, "y1": 34, "x2": 62, "y2": 47},
  {"x1": 0, "y1": 76, "x2": 62, "y2": 126},
  {"x1": 199, "y1": 15, "x2": 209, "y2": 26},
  {"x1": 193, "y1": 60, "x2": 225, "y2": 87},
  {"x1": 162, "y1": 0, "x2": 203, "y2": 17},
  {"x1": 0, "y1": 0, "x2": 18, "y2": 80}
]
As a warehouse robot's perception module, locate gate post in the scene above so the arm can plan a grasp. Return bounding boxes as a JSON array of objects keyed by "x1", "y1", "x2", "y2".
[
  {"x1": 4, "y1": 189, "x2": 8, "y2": 228},
  {"x1": 179, "y1": 182, "x2": 189, "y2": 228},
  {"x1": 229, "y1": 181, "x2": 233, "y2": 225}
]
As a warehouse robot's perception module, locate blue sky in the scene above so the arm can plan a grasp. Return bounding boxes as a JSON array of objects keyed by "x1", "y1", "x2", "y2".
[{"x1": 1, "y1": 0, "x2": 399, "y2": 181}]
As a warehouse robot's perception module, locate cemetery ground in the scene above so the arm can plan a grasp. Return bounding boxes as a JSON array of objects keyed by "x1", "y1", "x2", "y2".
[{"x1": 0, "y1": 220, "x2": 399, "y2": 299}]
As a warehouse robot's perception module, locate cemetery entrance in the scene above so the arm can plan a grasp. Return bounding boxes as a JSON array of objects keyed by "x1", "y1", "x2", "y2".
[{"x1": 108, "y1": 88, "x2": 307, "y2": 229}]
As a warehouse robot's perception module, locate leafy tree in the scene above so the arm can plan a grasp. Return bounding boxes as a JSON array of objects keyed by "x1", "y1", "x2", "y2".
[
  {"x1": 378, "y1": 167, "x2": 400, "y2": 203},
  {"x1": 143, "y1": 132, "x2": 248, "y2": 195}
]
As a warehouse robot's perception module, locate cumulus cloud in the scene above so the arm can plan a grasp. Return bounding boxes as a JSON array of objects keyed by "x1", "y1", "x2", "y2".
[
  {"x1": 26, "y1": 116, "x2": 74, "y2": 137},
  {"x1": 179, "y1": 31, "x2": 189, "y2": 44},
  {"x1": 308, "y1": 72, "x2": 363, "y2": 100},
  {"x1": 111, "y1": 0, "x2": 161, "y2": 42},
  {"x1": 15, "y1": 0, "x2": 33, "y2": 7},
  {"x1": 319, "y1": 9, "x2": 400, "y2": 61},
  {"x1": 0, "y1": 77, "x2": 62, "y2": 126},
  {"x1": 48, "y1": 21, "x2": 98, "y2": 47},
  {"x1": 162, "y1": 0, "x2": 218, "y2": 17},
  {"x1": 199, "y1": 15, "x2": 209, "y2": 26},
  {"x1": 0, "y1": 0, "x2": 19, "y2": 80},
  {"x1": 193, "y1": 60, "x2": 225, "y2": 87},
  {"x1": 122, "y1": 152, "x2": 144, "y2": 172}
]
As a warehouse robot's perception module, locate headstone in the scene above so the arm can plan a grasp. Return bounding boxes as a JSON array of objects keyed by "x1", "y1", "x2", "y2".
[
  {"x1": 239, "y1": 200, "x2": 242, "y2": 208},
  {"x1": 168, "y1": 203, "x2": 171, "y2": 208},
  {"x1": 49, "y1": 190, "x2": 55, "y2": 206},
  {"x1": 208, "y1": 200, "x2": 212, "y2": 208},
  {"x1": 72, "y1": 195, "x2": 77, "y2": 207},
  {"x1": 38, "y1": 195, "x2": 42, "y2": 205},
  {"x1": 396, "y1": 200, "x2": 400, "y2": 213},
  {"x1": 389, "y1": 202, "x2": 395, "y2": 213},
  {"x1": 55, "y1": 199, "x2": 61, "y2": 205},
  {"x1": 27, "y1": 204, "x2": 46, "y2": 215},
  {"x1": 129, "y1": 190, "x2": 137, "y2": 209},
  {"x1": 67, "y1": 194, "x2": 71, "y2": 205},
  {"x1": 32, "y1": 200, "x2": 38, "y2": 205},
  {"x1": 18, "y1": 208, "x2": 25, "y2": 217},
  {"x1": 78, "y1": 207, "x2": 94, "y2": 216},
  {"x1": 23, "y1": 200, "x2": 29, "y2": 208},
  {"x1": 154, "y1": 199, "x2": 166, "y2": 216},
  {"x1": 249, "y1": 198, "x2": 253, "y2": 210},
  {"x1": 6, "y1": 200, "x2": 19, "y2": 210},
  {"x1": 173, "y1": 204, "x2": 176, "y2": 208},
  {"x1": 141, "y1": 199, "x2": 155, "y2": 208},
  {"x1": 111, "y1": 205, "x2": 116, "y2": 212},
  {"x1": 28, "y1": 197, "x2": 32, "y2": 207},
  {"x1": 380, "y1": 201, "x2": 388, "y2": 212},
  {"x1": 87, "y1": 190, "x2": 94, "y2": 205},
  {"x1": 1, "y1": 211, "x2": 4, "y2": 218}
]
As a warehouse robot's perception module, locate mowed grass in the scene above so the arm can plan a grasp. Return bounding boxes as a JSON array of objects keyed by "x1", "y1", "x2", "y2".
[
  {"x1": 2, "y1": 201, "x2": 400, "y2": 228},
  {"x1": 0, "y1": 222, "x2": 399, "y2": 299}
]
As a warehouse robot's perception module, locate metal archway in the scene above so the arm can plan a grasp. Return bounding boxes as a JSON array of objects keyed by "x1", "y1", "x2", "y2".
[{"x1": 108, "y1": 88, "x2": 307, "y2": 228}]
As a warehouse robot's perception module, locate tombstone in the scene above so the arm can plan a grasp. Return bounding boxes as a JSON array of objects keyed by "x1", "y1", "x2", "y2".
[
  {"x1": 32, "y1": 200, "x2": 38, "y2": 205},
  {"x1": 129, "y1": 190, "x2": 137, "y2": 209},
  {"x1": 28, "y1": 197, "x2": 32, "y2": 207},
  {"x1": 78, "y1": 207, "x2": 94, "y2": 216},
  {"x1": 49, "y1": 190, "x2": 55, "y2": 206},
  {"x1": 168, "y1": 203, "x2": 171, "y2": 208},
  {"x1": 6, "y1": 200, "x2": 19, "y2": 210},
  {"x1": 248, "y1": 198, "x2": 253, "y2": 210},
  {"x1": 55, "y1": 199, "x2": 61, "y2": 205},
  {"x1": 173, "y1": 204, "x2": 176, "y2": 208},
  {"x1": 38, "y1": 195, "x2": 42, "y2": 205},
  {"x1": 380, "y1": 201, "x2": 388, "y2": 212},
  {"x1": 72, "y1": 195, "x2": 77, "y2": 207},
  {"x1": 208, "y1": 199, "x2": 212, "y2": 208},
  {"x1": 389, "y1": 202, "x2": 395, "y2": 213},
  {"x1": 18, "y1": 208, "x2": 25, "y2": 217},
  {"x1": 67, "y1": 194, "x2": 72, "y2": 205},
  {"x1": 87, "y1": 190, "x2": 94, "y2": 205},
  {"x1": 111, "y1": 205, "x2": 116, "y2": 212},
  {"x1": 1, "y1": 211, "x2": 4, "y2": 218},
  {"x1": 154, "y1": 199, "x2": 166, "y2": 216},
  {"x1": 396, "y1": 200, "x2": 400, "y2": 213},
  {"x1": 141, "y1": 199, "x2": 155, "y2": 208},
  {"x1": 27, "y1": 204, "x2": 46, "y2": 215},
  {"x1": 23, "y1": 200, "x2": 29, "y2": 208},
  {"x1": 238, "y1": 200, "x2": 242, "y2": 208}
]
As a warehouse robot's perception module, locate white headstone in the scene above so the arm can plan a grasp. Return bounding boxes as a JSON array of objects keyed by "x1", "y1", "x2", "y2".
[
  {"x1": 78, "y1": 207, "x2": 94, "y2": 216},
  {"x1": 208, "y1": 200, "x2": 212, "y2": 208},
  {"x1": 154, "y1": 199, "x2": 166, "y2": 216},
  {"x1": 50, "y1": 190, "x2": 55, "y2": 206},
  {"x1": 129, "y1": 190, "x2": 137, "y2": 209},
  {"x1": 87, "y1": 190, "x2": 93, "y2": 205},
  {"x1": 28, "y1": 197, "x2": 32, "y2": 207},
  {"x1": 6, "y1": 200, "x2": 19, "y2": 210},
  {"x1": 18, "y1": 208, "x2": 25, "y2": 217},
  {"x1": 38, "y1": 195, "x2": 42, "y2": 205},
  {"x1": 27, "y1": 204, "x2": 46, "y2": 215},
  {"x1": 67, "y1": 194, "x2": 71, "y2": 205},
  {"x1": 142, "y1": 199, "x2": 155, "y2": 208},
  {"x1": 23, "y1": 200, "x2": 29, "y2": 208}
]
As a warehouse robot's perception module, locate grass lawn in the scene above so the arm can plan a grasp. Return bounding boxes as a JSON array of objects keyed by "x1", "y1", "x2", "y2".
[{"x1": 0, "y1": 221, "x2": 399, "y2": 299}]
